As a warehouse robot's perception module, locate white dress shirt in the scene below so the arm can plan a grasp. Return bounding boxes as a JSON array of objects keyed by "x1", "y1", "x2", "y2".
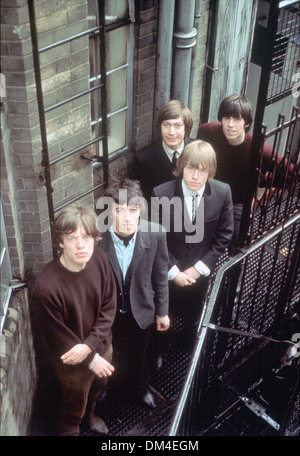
[
  {"x1": 162, "y1": 141, "x2": 185, "y2": 163},
  {"x1": 168, "y1": 180, "x2": 210, "y2": 280}
]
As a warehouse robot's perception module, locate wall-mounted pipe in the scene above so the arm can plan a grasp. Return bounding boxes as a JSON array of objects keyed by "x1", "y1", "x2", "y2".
[
  {"x1": 152, "y1": 0, "x2": 176, "y2": 140},
  {"x1": 188, "y1": 0, "x2": 202, "y2": 110},
  {"x1": 171, "y1": 0, "x2": 197, "y2": 105}
]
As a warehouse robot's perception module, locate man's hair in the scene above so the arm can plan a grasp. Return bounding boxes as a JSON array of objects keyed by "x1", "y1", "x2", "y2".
[
  {"x1": 217, "y1": 94, "x2": 253, "y2": 132},
  {"x1": 54, "y1": 204, "x2": 101, "y2": 246},
  {"x1": 158, "y1": 99, "x2": 193, "y2": 137},
  {"x1": 104, "y1": 177, "x2": 145, "y2": 211},
  {"x1": 174, "y1": 140, "x2": 217, "y2": 179}
]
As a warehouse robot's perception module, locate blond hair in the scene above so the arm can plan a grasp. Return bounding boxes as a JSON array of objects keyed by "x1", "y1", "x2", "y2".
[{"x1": 174, "y1": 140, "x2": 217, "y2": 179}]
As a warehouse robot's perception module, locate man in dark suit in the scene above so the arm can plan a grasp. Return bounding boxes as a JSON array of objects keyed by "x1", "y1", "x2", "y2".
[
  {"x1": 131, "y1": 99, "x2": 194, "y2": 201},
  {"x1": 97, "y1": 178, "x2": 170, "y2": 409},
  {"x1": 152, "y1": 140, "x2": 234, "y2": 346}
]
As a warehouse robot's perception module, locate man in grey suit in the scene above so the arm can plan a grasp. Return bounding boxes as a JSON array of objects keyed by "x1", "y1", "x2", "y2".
[
  {"x1": 152, "y1": 140, "x2": 234, "y2": 348},
  {"x1": 97, "y1": 178, "x2": 170, "y2": 409}
]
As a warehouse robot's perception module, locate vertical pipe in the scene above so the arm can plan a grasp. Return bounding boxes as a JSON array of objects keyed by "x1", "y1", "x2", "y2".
[
  {"x1": 171, "y1": 0, "x2": 197, "y2": 105},
  {"x1": 152, "y1": 0, "x2": 176, "y2": 140},
  {"x1": 188, "y1": 0, "x2": 202, "y2": 109}
]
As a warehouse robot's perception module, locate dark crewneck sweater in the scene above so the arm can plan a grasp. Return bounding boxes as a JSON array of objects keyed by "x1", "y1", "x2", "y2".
[
  {"x1": 33, "y1": 246, "x2": 117, "y2": 364},
  {"x1": 197, "y1": 122, "x2": 280, "y2": 204}
]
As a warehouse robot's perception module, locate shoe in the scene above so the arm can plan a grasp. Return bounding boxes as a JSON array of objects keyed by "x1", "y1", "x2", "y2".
[
  {"x1": 97, "y1": 385, "x2": 108, "y2": 402},
  {"x1": 139, "y1": 387, "x2": 156, "y2": 409},
  {"x1": 155, "y1": 354, "x2": 163, "y2": 371},
  {"x1": 88, "y1": 413, "x2": 109, "y2": 434}
]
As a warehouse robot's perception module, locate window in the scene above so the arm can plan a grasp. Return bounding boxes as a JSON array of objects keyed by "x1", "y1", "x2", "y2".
[{"x1": 88, "y1": 0, "x2": 134, "y2": 159}]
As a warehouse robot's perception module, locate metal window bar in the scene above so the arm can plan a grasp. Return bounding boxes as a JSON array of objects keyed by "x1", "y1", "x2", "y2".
[
  {"x1": 246, "y1": 107, "x2": 299, "y2": 243},
  {"x1": 267, "y1": 1, "x2": 300, "y2": 104},
  {"x1": 239, "y1": 0, "x2": 300, "y2": 248},
  {"x1": 27, "y1": 0, "x2": 110, "y2": 253},
  {"x1": 168, "y1": 211, "x2": 300, "y2": 436}
]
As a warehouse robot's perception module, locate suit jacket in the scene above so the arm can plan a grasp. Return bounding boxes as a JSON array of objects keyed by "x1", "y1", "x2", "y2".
[
  {"x1": 131, "y1": 138, "x2": 193, "y2": 201},
  {"x1": 98, "y1": 220, "x2": 169, "y2": 330},
  {"x1": 152, "y1": 178, "x2": 234, "y2": 272}
]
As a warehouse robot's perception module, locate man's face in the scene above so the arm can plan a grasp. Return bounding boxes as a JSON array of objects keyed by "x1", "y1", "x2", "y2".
[
  {"x1": 161, "y1": 117, "x2": 185, "y2": 150},
  {"x1": 183, "y1": 162, "x2": 209, "y2": 192},
  {"x1": 221, "y1": 116, "x2": 249, "y2": 145},
  {"x1": 59, "y1": 225, "x2": 94, "y2": 272},
  {"x1": 112, "y1": 203, "x2": 140, "y2": 237}
]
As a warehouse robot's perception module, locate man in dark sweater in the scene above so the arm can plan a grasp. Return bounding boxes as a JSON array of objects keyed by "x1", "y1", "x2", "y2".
[
  {"x1": 197, "y1": 94, "x2": 291, "y2": 250},
  {"x1": 33, "y1": 205, "x2": 117, "y2": 436}
]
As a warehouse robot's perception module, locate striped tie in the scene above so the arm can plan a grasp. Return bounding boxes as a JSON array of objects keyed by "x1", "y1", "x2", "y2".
[{"x1": 192, "y1": 193, "x2": 199, "y2": 224}]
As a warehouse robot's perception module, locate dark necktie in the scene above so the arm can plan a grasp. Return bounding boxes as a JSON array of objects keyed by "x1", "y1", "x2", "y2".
[
  {"x1": 172, "y1": 150, "x2": 178, "y2": 168},
  {"x1": 115, "y1": 232, "x2": 134, "y2": 247},
  {"x1": 192, "y1": 193, "x2": 199, "y2": 224}
]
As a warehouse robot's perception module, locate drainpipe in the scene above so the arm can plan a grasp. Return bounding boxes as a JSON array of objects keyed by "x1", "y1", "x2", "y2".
[
  {"x1": 153, "y1": 0, "x2": 176, "y2": 141},
  {"x1": 171, "y1": 0, "x2": 197, "y2": 106},
  {"x1": 188, "y1": 0, "x2": 201, "y2": 109}
]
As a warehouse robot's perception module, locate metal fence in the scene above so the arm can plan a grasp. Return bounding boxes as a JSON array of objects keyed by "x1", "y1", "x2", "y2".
[{"x1": 168, "y1": 210, "x2": 300, "y2": 436}]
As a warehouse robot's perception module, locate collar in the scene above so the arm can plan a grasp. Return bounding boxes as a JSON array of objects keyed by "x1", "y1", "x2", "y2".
[
  {"x1": 110, "y1": 228, "x2": 137, "y2": 246},
  {"x1": 162, "y1": 140, "x2": 185, "y2": 162},
  {"x1": 181, "y1": 178, "x2": 205, "y2": 199}
]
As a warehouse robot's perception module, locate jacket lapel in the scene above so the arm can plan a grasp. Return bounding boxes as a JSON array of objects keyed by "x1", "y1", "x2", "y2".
[
  {"x1": 129, "y1": 225, "x2": 151, "y2": 277},
  {"x1": 100, "y1": 233, "x2": 123, "y2": 290}
]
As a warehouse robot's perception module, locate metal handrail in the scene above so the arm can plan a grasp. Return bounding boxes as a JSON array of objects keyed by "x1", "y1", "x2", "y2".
[{"x1": 168, "y1": 210, "x2": 300, "y2": 436}]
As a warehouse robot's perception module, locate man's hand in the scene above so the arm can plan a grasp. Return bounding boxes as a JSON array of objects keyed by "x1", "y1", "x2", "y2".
[
  {"x1": 156, "y1": 315, "x2": 170, "y2": 331},
  {"x1": 173, "y1": 271, "x2": 196, "y2": 287},
  {"x1": 183, "y1": 266, "x2": 201, "y2": 281},
  {"x1": 89, "y1": 354, "x2": 115, "y2": 378},
  {"x1": 61, "y1": 343, "x2": 92, "y2": 365}
]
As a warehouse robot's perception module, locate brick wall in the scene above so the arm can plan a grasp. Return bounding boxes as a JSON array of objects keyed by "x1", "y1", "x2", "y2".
[
  {"x1": 0, "y1": 290, "x2": 37, "y2": 436},
  {"x1": 0, "y1": 0, "x2": 96, "y2": 436},
  {"x1": 132, "y1": 0, "x2": 159, "y2": 151}
]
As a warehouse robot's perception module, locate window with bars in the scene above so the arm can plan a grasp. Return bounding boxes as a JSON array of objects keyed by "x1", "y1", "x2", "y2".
[
  {"x1": 88, "y1": 0, "x2": 134, "y2": 159},
  {"x1": 252, "y1": 0, "x2": 300, "y2": 104}
]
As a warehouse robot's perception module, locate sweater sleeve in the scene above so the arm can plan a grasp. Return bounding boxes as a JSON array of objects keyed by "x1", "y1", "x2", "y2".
[
  {"x1": 34, "y1": 284, "x2": 84, "y2": 360},
  {"x1": 83, "y1": 254, "x2": 117, "y2": 356}
]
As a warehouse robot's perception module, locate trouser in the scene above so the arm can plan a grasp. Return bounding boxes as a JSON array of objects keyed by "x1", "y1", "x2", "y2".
[
  {"x1": 155, "y1": 278, "x2": 208, "y2": 354},
  {"x1": 230, "y1": 203, "x2": 244, "y2": 255},
  {"x1": 112, "y1": 310, "x2": 151, "y2": 390},
  {"x1": 51, "y1": 344, "x2": 112, "y2": 436}
]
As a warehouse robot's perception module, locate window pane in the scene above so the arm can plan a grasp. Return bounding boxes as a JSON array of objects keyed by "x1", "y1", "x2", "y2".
[
  {"x1": 108, "y1": 111, "x2": 126, "y2": 153},
  {"x1": 105, "y1": 0, "x2": 128, "y2": 25},
  {"x1": 106, "y1": 27, "x2": 127, "y2": 71},
  {"x1": 107, "y1": 69, "x2": 127, "y2": 113},
  {"x1": 97, "y1": 111, "x2": 126, "y2": 156}
]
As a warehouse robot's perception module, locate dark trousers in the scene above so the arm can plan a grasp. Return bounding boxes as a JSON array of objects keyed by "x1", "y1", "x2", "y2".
[
  {"x1": 112, "y1": 310, "x2": 151, "y2": 390},
  {"x1": 155, "y1": 277, "x2": 208, "y2": 357},
  {"x1": 51, "y1": 344, "x2": 112, "y2": 436},
  {"x1": 169, "y1": 277, "x2": 208, "y2": 334}
]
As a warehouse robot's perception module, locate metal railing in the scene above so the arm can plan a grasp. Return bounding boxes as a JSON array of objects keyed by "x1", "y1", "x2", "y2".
[{"x1": 168, "y1": 210, "x2": 300, "y2": 436}]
